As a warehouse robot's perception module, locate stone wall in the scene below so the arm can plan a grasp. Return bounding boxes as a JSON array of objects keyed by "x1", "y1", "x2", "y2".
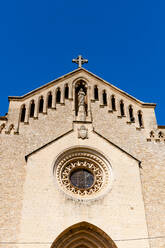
[{"x1": 0, "y1": 69, "x2": 164, "y2": 248}]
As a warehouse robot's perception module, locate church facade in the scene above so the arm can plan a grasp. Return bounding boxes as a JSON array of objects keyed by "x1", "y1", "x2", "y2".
[{"x1": 0, "y1": 61, "x2": 165, "y2": 248}]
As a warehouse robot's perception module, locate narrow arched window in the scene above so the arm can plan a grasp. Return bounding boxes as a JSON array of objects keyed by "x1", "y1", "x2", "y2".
[
  {"x1": 111, "y1": 95, "x2": 116, "y2": 110},
  {"x1": 0, "y1": 123, "x2": 5, "y2": 133},
  {"x1": 150, "y1": 131, "x2": 154, "y2": 137},
  {"x1": 120, "y1": 100, "x2": 125, "y2": 116},
  {"x1": 103, "y1": 90, "x2": 107, "y2": 105},
  {"x1": 94, "y1": 85, "x2": 98, "y2": 100},
  {"x1": 20, "y1": 105, "x2": 26, "y2": 122},
  {"x1": 65, "y1": 84, "x2": 69, "y2": 99},
  {"x1": 39, "y1": 97, "x2": 44, "y2": 113},
  {"x1": 48, "y1": 92, "x2": 52, "y2": 108},
  {"x1": 56, "y1": 88, "x2": 61, "y2": 103},
  {"x1": 129, "y1": 105, "x2": 134, "y2": 122},
  {"x1": 138, "y1": 110, "x2": 143, "y2": 127},
  {"x1": 158, "y1": 131, "x2": 163, "y2": 138},
  {"x1": 30, "y1": 100, "x2": 35, "y2": 117}
]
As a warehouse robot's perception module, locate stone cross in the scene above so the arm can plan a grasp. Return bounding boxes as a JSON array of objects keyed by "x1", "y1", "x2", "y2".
[{"x1": 72, "y1": 55, "x2": 88, "y2": 68}]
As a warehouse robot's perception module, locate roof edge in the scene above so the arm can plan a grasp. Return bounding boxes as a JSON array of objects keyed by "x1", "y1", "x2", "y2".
[
  {"x1": 8, "y1": 68, "x2": 82, "y2": 101},
  {"x1": 25, "y1": 127, "x2": 141, "y2": 167},
  {"x1": 25, "y1": 129, "x2": 74, "y2": 161},
  {"x1": 0, "y1": 116, "x2": 8, "y2": 121},
  {"x1": 93, "y1": 129, "x2": 141, "y2": 166},
  {"x1": 8, "y1": 67, "x2": 156, "y2": 108},
  {"x1": 81, "y1": 68, "x2": 156, "y2": 107},
  {"x1": 158, "y1": 125, "x2": 165, "y2": 129}
]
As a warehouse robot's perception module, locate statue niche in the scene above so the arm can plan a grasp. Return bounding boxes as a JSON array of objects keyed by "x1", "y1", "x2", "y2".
[{"x1": 75, "y1": 81, "x2": 87, "y2": 121}]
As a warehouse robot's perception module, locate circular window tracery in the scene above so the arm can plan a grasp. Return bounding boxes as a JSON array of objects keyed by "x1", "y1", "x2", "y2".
[{"x1": 54, "y1": 148, "x2": 112, "y2": 201}]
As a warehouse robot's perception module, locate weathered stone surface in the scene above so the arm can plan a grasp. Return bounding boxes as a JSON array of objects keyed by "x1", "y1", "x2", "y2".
[{"x1": 0, "y1": 68, "x2": 164, "y2": 248}]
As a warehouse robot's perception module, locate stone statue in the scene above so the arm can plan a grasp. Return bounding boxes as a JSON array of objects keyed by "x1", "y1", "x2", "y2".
[
  {"x1": 78, "y1": 88, "x2": 85, "y2": 106},
  {"x1": 77, "y1": 88, "x2": 86, "y2": 121}
]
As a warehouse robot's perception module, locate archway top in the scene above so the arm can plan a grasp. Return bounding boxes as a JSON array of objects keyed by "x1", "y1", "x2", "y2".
[
  {"x1": 72, "y1": 76, "x2": 89, "y2": 86},
  {"x1": 51, "y1": 221, "x2": 118, "y2": 248}
]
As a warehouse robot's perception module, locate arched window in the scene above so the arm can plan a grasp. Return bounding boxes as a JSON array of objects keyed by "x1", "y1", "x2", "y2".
[
  {"x1": 48, "y1": 92, "x2": 52, "y2": 108},
  {"x1": 103, "y1": 90, "x2": 107, "y2": 105},
  {"x1": 138, "y1": 110, "x2": 143, "y2": 127},
  {"x1": 150, "y1": 130, "x2": 154, "y2": 137},
  {"x1": 9, "y1": 124, "x2": 14, "y2": 133},
  {"x1": 20, "y1": 105, "x2": 26, "y2": 122},
  {"x1": 120, "y1": 100, "x2": 125, "y2": 116},
  {"x1": 56, "y1": 88, "x2": 61, "y2": 103},
  {"x1": 0, "y1": 123, "x2": 5, "y2": 133},
  {"x1": 158, "y1": 131, "x2": 163, "y2": 138},
  {"x1": 30, "y1": 100, "x2": 35, "y2": 117},
  {"x1": 111, "y1": 95, "x2": 116, "y2": 111},
  {"x1": 129, "y1": 105, "x2": 134, "y2": 122},
  {"x1": 94, "y1": 85, "x2": 98, "y2": 100},
  {"x1": 39, "y1": 97, "x2": 44, "y2": 113},
  {"x1": 65, "y1": 84, "x2": 69, "y2": 99}
]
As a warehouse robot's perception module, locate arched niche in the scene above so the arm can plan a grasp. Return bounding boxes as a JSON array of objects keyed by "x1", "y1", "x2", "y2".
[
  {"x1": 74, "y1": 80, "x2": 88, "y2": 116},
  {"x1": 50, "y1": 222, "x2": 118, "y2": 248}
]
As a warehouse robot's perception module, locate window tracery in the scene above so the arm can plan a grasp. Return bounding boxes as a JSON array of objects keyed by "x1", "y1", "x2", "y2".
[{"x1": 54, "y1": 148, "x2": 112, "y2": 201}]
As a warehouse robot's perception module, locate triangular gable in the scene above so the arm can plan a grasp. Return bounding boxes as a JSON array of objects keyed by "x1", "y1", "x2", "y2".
[
  {"x1": 8, "y1": 68, "x2": 156, "y2": 108},
  {"x1": 25, "y1": 128, "x2": 141, "y2": 167}
]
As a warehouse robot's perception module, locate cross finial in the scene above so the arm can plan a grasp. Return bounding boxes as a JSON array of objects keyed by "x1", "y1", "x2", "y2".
[{"x1": 72, "y1": 55, "x2": 88, "y2": 68}]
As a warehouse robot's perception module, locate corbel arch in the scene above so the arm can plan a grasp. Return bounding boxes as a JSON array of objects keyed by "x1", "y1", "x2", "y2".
[{"x1": 50, "y1": 222, "x2": 118, "y2": 248}]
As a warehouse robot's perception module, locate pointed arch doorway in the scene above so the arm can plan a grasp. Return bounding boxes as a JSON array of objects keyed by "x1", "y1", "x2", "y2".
[{"x1": 51, "y1": 222, "x2": 118, "y2": 248}]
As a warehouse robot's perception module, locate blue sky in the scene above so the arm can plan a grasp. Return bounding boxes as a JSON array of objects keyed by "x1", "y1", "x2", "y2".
[{"x1": 0, "y1": 0, "x2": 164, "y2": 124}]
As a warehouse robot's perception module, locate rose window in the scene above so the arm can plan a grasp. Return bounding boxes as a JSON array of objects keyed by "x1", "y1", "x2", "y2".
[{"x1": 54, "y1": 148, "x2": 112, "y2": 201}]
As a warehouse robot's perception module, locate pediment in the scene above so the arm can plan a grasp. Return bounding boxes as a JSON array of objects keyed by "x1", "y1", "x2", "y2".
[
  {"x1": 8, "y1": 67, "x2": 156, "y2": 108},
  {"x1": 25, "y1": 127, "x2": 140, "y2": 166}
]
